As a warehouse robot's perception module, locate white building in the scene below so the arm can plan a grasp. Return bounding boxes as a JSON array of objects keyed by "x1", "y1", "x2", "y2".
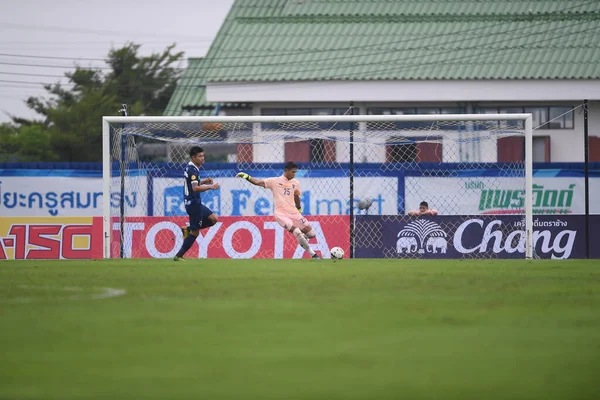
[{"x1": 166, "y1": 0, "x2": 600, "y2": 164}]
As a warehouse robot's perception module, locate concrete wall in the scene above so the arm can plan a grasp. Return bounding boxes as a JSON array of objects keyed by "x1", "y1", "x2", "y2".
[{"x1": 219, "y1": 100, "x2": 598, "y2": 163}]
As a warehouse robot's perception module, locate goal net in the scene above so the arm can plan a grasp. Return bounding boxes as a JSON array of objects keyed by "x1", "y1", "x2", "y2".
[{"x1": 102, "y1": 113, "x2": 533, "y2": 260}]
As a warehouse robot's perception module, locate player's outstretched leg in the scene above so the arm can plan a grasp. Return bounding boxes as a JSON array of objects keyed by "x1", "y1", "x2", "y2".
[
  {"x1": 303, "y1": 228, "x2": 316, "y2": 241},
  {"x1": 180, "y1": 226, "x2": 189, "y2": 239},
  {"x1": 293, "y1": 227, "x2": 320, "y2": 259},
  {"x1": 203, "y1": 213, "x2": 218, "y2": 229},
  {"x1": 302, "y1": 228, "x2": 320, "y2": 258},
  {"x1": 174, "y1": 229, "x2": 199, "y2": 261}
]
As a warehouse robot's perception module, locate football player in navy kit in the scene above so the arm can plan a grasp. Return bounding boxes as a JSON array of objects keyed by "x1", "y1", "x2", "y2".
[{"x1": 173, "y1": 146, "x2": 220, "y2": 261}]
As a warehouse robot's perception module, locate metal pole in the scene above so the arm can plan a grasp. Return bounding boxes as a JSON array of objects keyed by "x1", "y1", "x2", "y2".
[
  {"x1": 349, "y1": 102, "x2": 355, "y2": 258},
  {"x1": 524, "y1": 115, "x2": 534, "y2": 259},
  {"x1": 102, "y1": 118, "x2": 111, "y2": 258},
  {"x1": 119, "y1": 104, "x2": 128, "y2": 259},
  {"x1": 583, "y1": 100, "x2": 590, "y2": 259}
]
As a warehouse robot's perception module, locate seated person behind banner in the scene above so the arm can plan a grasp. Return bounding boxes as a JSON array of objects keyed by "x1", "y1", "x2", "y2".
[{"x1": 407, "y1": 201, "x2": 438, "y2": 216}]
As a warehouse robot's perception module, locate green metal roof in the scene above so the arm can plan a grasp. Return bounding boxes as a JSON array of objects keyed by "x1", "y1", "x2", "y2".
[
  {"x1": 164, "y1": 58, "x2": 209, "y2": 115},
  {"x1": 166, "y1": 0, "x2": 600, "y2": 114},
  {"x1": 278, "y1": 0, "x2": 600, "y2": 17},
  {"x1": 165, "y1": 57, "x2": 249, "y2": 115}
]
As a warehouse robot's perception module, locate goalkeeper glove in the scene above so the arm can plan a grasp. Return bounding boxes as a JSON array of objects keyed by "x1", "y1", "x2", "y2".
[{"x1": 236, "y1": 172, "x2": 252, "y2": 181}]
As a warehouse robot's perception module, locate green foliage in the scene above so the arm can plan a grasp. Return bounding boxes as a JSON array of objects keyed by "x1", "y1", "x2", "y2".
[
  {"x1": 0, "y1": 123, "x2": 18, "y2": 161},
  {"x1": 9, "y1": 43, "x2": 184, "y2": 162},
  {"x1": 106, "y1": 43, "x2": 183, "y2": 116},
  {"x1": 0, "y1": 122, "x2": 58, "y2": 162}
]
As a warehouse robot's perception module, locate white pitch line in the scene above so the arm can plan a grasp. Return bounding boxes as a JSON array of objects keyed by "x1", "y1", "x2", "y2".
[
  {"x1": 1, "y1": 286, "x2": 126, "y2": 303},
  {"x1": 91, "y1": 287, "x2": 127, "y2": 299}
]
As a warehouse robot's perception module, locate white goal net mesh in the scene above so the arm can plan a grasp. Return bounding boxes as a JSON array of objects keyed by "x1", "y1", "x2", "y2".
[{"x1": 106, "y1": 115, "x2": 531, "y2": 259}]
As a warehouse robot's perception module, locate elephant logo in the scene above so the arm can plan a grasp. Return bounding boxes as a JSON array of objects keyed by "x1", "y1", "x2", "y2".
[
  {"x1": 396, "y1": 236, "x2": 418, "y2": 253},
  {"x1": 397, "y1": 219, "x2": 447, "y2": 255},
  {"x1": 426, "y1": 237, "x2": 447, "y2": 254}
]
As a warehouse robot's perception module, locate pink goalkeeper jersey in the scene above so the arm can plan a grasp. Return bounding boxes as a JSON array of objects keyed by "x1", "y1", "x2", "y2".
[{"x1": 264, "y1": 175, "x2": 301, "y2": 214}]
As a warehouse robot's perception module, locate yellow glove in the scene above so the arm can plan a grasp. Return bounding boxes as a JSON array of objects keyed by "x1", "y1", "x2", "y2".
[
  {"x1": 297, "y1": 207, "x2": 302, "y2": 213},
  {"x1": 236, "y1": 172, "x2": 251, "y2": 181}
]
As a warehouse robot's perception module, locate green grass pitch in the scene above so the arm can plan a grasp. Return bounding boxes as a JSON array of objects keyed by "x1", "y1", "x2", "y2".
[{"x1": 1, "y1": 259, "x2": 599, "y2": 400}]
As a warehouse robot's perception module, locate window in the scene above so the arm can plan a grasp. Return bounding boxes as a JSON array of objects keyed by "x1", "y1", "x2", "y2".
[
  {"x1": 367, "y1": 107, "x2": 463, "y2": 115},
  {"x1": 260, "y1": 108, "x2": 355, "y2": 130},
  {"x1": 313, "y1": 108, "x2": 334, "y2": 116},
  {"x1": 367, "y1": 107, "x2": 465, "y2": 130},
  {"x1": 415, "y1": 108, "x2": 441, "y2": 115},
  {"x1": 261, "y1": 108, "x2": 353, "y2": 116},
  {"x1": 498, "y1": 136, "x2": 551, "y2": 163},
  {"x1": 310, "y1": 139, "x2": 325, "y2": 162},
  {"x1": 286, "y1": 108, "x2": 311, "y2": 116},
  {"x1": 533, "y1": 136, "x2": 550, "y2": 162},
  {"x1": 548, "y1": 107, "x2": 574, "y2": 129},
  {"x1": 386, "y1": 137, "x2": 417, "y2": 162},
  {"x1": 261, "y1": 108, "x2": 286, "y2": 116},
  {"x1": 477, "y1": 106, "x2": 574, "y2": 130},
  {"x1": 498, "y1": 107, "x2": 524, "y2": 129},
  {"x1": 524, "y1": 107, "x2": 548, "y2": 129}
]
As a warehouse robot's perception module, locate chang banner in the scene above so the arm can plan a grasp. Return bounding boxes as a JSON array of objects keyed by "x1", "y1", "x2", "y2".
[
  {"x1": 110, "y1": 216, "x2": 349, "y2": 259},
  {"x1": 0, "y1": 217, "x2": 103, "y2": 260},
  {"x1": 152, "y1": 177, "x2": 398, "y2": 217},
  {"x1": 355, "y1": 215, "x2": 591, "y2": 259},
  {"x1": 405, "y1": 177, "x2": 600, "y2": 215}
]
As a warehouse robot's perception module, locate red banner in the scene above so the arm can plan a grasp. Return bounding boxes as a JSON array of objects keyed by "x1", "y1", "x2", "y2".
[
  {"x1": 0, "y1": 217, "x2": 103, "y2": 260},
  {"x1": 110, "y1": 216, "x2": 349, "y2": 259}
]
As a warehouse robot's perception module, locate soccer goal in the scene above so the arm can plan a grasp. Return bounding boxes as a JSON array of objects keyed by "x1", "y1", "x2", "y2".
[{"x1": 102, "y1": 113, "x2": 533, "y2": 260}]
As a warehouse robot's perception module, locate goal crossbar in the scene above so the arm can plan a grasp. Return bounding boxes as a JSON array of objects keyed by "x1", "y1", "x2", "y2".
[{"x1": 103, "y1": 114, "x2": 532, "y2": 124}]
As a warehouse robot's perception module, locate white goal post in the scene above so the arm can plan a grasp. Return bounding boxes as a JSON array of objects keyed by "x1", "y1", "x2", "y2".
[{"x1": 102, "y1": 113, "x2": 533, "y2": 260}]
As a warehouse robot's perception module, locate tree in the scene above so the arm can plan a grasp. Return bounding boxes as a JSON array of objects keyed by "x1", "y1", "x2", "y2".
[
  {"x1": 0, "y1": 123, "x2": 18, "y2": 162},
  {"x1": 106, "y1": 43, "x2": 183, "y2": 115},
  {"x1": 11, "y1": 43, "x2": 184, "y2": 162},
  {"x1": 0, "y1": 122, "x2": 58, "y2": 162}
]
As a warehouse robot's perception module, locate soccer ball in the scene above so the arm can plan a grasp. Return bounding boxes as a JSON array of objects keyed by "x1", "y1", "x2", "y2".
[
  {"x1": 357, "y1": 197, "x2": 373, "y2": 210},
  {"x1": 330, "y1": 246, "x2": 344, "y2": 259}
]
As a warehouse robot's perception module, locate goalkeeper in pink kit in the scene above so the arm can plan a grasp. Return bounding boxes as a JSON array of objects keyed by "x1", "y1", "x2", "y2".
[{"x1": 236, "y1": 162, "x2": 321, "y2": 259}]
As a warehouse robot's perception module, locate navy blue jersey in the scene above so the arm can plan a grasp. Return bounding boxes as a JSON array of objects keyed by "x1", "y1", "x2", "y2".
[{"x1": 184, "y1": 162, "x2": 201, "y2": 205}]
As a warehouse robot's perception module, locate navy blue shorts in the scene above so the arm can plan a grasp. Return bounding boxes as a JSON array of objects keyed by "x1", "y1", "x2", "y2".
[{"x1": 186, "y1": 203, "x2": 213, "y2": 230}]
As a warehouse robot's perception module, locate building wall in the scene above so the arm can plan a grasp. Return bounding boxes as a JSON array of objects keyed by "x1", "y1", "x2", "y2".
[
  {"x1": 588, "y1": 101, "x2": 600, "y2": 162},
  {"x1": 223, "y1": 100, "x2": 598, "y2": 163},
  {"x1": 527, "y1": 101, "x2": 600, "y2": 162}
]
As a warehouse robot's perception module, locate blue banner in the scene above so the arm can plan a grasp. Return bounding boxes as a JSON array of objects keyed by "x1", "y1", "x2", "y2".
[{"x1": 355, "y1": 215, "x2": 591, "y2": 259}]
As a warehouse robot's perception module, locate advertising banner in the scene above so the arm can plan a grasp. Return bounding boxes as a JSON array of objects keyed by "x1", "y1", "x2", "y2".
[
  {"x1": 0, "y1": 176, "x2": 146, "y2": 217},
  {"x1": 0, "y1": 217, "x2": 103, "y2": 260},
  {"x1": 591, "y1": 216, "x2": 600, "y2": 259},
  {"x1": 405, "y1": 177, "x2": 600, "y2": 215},
  {"x1": 152, "y1": 177, "x2": 399, "y2": 217},
  {"x1": 3, "y1": 215, "x2": 597, "y2": 260},
  {"x1": 110, "y1": 215, "x2": 349, "y2": 259},
  {"x1": 354, "y1": 215, "x2": 590, "y2": 259}
]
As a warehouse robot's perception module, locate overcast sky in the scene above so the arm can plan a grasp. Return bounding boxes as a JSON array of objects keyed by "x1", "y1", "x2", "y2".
[{"x1": 0, "y1": 0, "x2": 235, "y2": 123}]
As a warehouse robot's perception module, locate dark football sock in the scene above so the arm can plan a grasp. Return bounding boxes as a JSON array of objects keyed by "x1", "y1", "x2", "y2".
[{"x1": 176, "y1": 234, "x2": 197, "y2": 257}]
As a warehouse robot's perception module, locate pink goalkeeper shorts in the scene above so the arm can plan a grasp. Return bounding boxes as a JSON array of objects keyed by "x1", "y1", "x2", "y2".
[{"x1": 274, "y1": 211, "x2": 310, "y2": 231}]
